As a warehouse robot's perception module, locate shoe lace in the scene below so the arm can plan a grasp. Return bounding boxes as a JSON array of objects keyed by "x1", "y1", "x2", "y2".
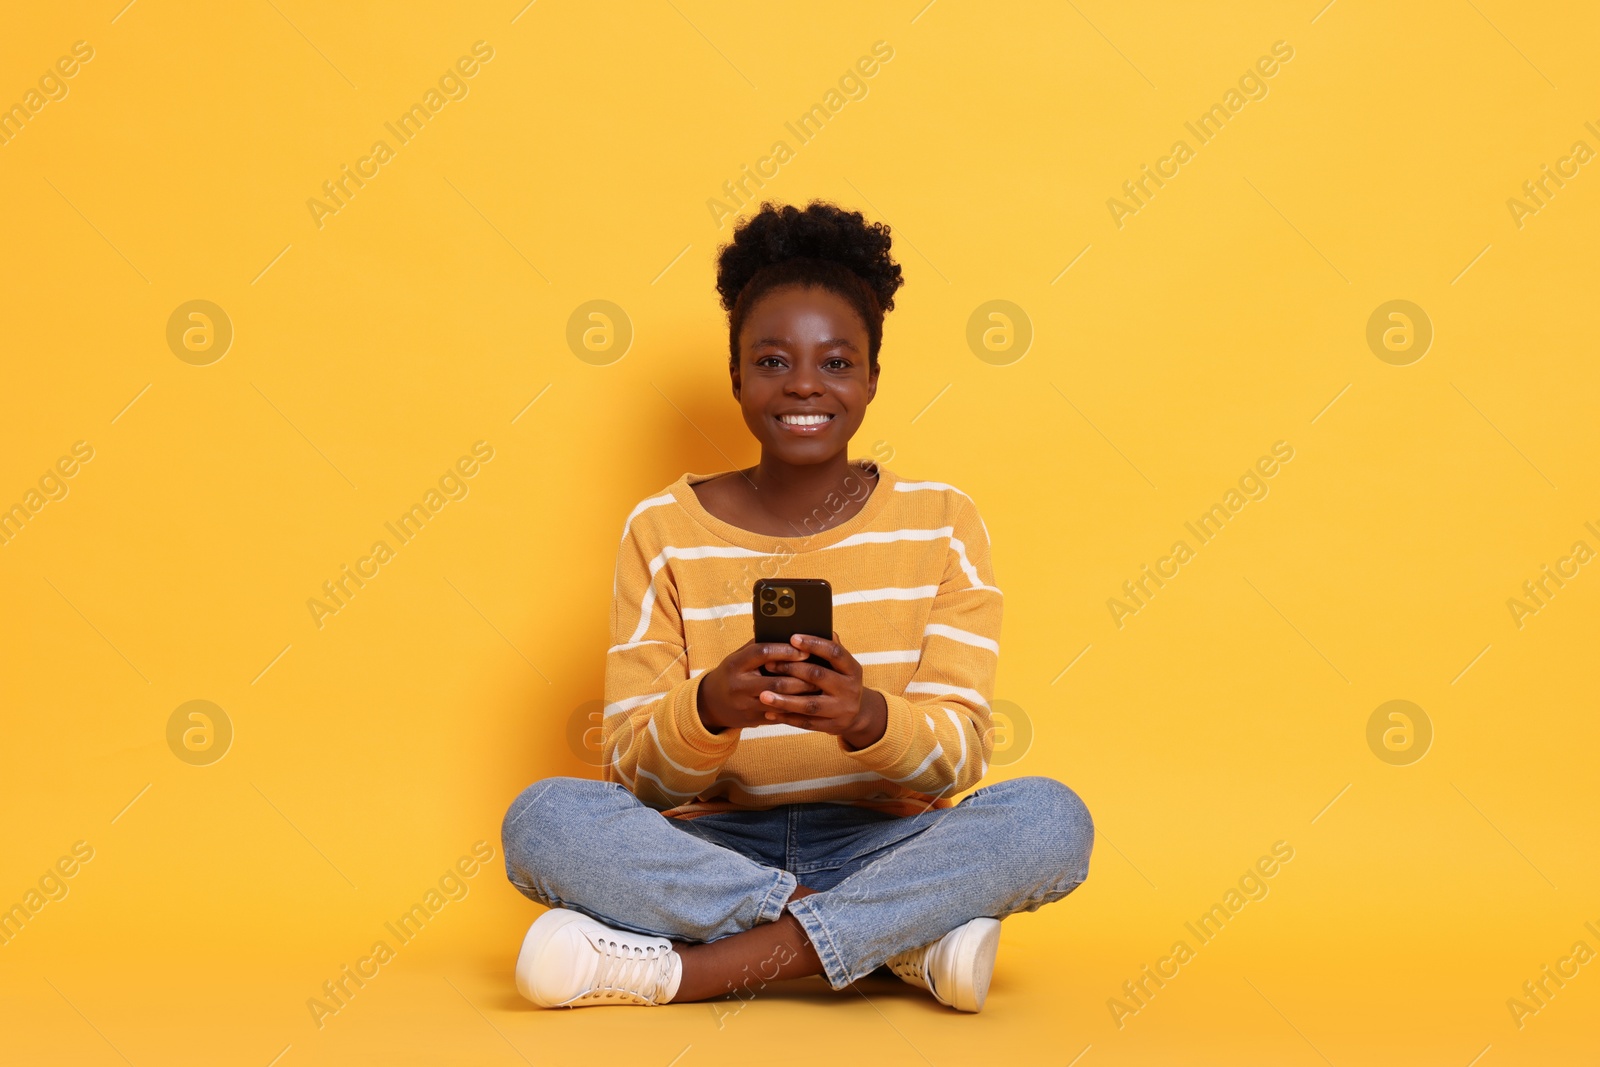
[
  {"x1": 581, "y1": 935, "x2": 674, "y2": 1004},
  {"x1": 886, "y1": 946, "x2": 927, "y2": 984}
]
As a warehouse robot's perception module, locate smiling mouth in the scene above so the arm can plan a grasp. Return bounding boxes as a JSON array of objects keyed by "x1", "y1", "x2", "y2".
[{"x1": 776, "y1": 413, "x2": 836, "y2": 427}]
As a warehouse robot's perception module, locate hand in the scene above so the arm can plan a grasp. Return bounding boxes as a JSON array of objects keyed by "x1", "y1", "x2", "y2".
[
  {"x1": 696, "y1": 639, "x2": 824, "y2": 734},
  {"x1": 758, "y1": 632, "x2": 888, "y2": 750}
]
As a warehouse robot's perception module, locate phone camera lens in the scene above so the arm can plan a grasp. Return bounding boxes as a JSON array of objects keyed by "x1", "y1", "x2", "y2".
[
  {"x1": 760, "y1": 587, "x2": 776, "y2": 601},
  {"x1": 760, "y1": 603, "x2": 777, "y2": 616},
  {"x1": 777, "y1": 595, "x2": 793, "y2": 609}
]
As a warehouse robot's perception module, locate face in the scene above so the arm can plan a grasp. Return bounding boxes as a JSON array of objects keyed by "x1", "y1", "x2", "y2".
[{"x1": 731, "y1": 285, "x2": 878, "y2": 465}]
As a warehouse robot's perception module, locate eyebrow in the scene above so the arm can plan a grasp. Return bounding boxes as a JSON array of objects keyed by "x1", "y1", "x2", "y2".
[{"x1": 751, "y1": 337, "x2": 860, "y2": 352}]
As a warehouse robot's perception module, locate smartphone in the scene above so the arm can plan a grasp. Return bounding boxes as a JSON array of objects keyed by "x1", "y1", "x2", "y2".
[{"x1": 753, "y1": 578, "x2": 833, "y2": 677}]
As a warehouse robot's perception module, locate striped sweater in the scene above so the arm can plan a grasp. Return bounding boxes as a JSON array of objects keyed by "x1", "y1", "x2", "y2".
[{"x1": 602, "y1": 459, "x2": 1002, "y2": 819}]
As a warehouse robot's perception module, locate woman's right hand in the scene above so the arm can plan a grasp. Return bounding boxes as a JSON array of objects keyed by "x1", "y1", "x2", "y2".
[{"x1": 696, "y1": 639, "x2": 818, "y2": 734}]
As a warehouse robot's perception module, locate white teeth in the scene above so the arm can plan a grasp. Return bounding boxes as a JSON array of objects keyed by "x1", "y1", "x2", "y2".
[{"x1": 779, "y1": 414, "x2": 832, "y2": 426}]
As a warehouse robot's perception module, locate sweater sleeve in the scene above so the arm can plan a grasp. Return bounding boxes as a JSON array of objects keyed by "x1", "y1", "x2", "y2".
[
  {"x1": 842, "y1": 491, "x2": 1001, "y2": 798},
  {"x1": 601, "y1": 514, "x2": 738, "y2": 808}
]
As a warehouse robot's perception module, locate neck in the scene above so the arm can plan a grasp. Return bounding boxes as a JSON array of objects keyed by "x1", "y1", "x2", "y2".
[{"x1": 748, "y1": 452, "x2": 871, "y2": 531}]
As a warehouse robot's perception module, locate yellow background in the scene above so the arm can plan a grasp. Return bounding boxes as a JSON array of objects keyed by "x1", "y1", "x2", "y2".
[{"x1": 2, "y1": 1, "x2": 1597, "y2": 1064}]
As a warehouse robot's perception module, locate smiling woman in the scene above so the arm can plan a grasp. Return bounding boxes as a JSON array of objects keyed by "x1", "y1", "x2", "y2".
[{"x1": 500, "y1": 200, "x2": 1094, "y2": 1015}]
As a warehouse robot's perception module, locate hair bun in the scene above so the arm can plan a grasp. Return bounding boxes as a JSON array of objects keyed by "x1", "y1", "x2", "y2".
[{"x1": 716, "y1": 200, "x2": 903, "y2": 314}]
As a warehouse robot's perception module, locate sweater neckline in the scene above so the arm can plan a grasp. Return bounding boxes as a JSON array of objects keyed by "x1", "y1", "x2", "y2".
[{"x1": 670, "y1": 460, "x2": 896, "y2": 552}]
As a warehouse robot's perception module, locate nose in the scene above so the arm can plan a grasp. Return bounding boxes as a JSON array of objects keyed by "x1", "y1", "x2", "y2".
[{"x1": 784, "y1": 358, "x2": 824, "y2": 398}]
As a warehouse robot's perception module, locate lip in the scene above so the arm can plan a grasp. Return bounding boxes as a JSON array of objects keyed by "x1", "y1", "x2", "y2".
[{"x1": 772, "y1": 411, "x2": 837, "y2": 435}]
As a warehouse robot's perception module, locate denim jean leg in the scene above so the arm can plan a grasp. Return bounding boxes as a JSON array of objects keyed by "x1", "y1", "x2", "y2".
[
  {"x1": 501, "y1": 777, "x2": 797, "y2": 942},
  {"x1": 785, "y1": 776, "x2": 1094, "y2": 988}
]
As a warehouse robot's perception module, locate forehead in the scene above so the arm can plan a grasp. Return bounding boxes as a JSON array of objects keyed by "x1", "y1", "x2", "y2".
[{"x1": 741, "y1": 284, "x2": 868, "y2": 339}]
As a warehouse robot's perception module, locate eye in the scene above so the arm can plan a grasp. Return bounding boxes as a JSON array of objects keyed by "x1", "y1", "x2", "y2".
[{"x1": 825, "y1": 357, "x2": 851, "y2": 370}]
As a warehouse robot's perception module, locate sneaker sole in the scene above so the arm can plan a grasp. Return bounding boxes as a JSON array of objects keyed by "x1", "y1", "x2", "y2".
[
  {"x1": 944, "y1": 917, "x2": 1001, "y2": 1013},
  {"x1": 514, "y1": 907, "x2": 590, "y2": 1006}
]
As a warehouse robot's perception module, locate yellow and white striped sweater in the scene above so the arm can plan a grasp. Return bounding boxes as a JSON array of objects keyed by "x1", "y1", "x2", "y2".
[{"x1": 602, "y1": 459, "x2": 1002, "y2": 819}]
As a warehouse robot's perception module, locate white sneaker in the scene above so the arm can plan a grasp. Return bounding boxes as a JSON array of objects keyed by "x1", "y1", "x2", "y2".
[
  {"x1": 884, "y1": 917, "x2": 1001, "y2": 1013},
  {"x1": 514, "y1": 908, "x2": 683, "y2": 1007}
]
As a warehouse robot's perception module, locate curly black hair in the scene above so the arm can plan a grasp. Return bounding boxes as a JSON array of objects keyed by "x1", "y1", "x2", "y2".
[{"x1": 715, "y1": 200, "x2": 904, "y2": 372}]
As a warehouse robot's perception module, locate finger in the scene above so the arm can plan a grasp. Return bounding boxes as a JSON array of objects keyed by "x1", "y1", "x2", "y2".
[
  {"x1": 788, "y1": 633, "x2": 852, "y2": 673},
  {"x1": 730, "y1": 641, "x2": 766, "y2": 670},
  {"x1": 768, "y1": 658, "x2": 840, "y2": 693},
  {"x1": 758, "y1": 710, "x2": 836, "y2": 732},
  {"x1": 739, "y1": 643, "x2": 804, "y2": 673},
  {"x1": 757, "y1": 690, "x2": 830, "y2": 716},
  {"x1": 756, "y1": 675, "x2": 818, "y2": 696},
  {"x1": 753, "y1": 662, "x2": 819, "y2": 687}
]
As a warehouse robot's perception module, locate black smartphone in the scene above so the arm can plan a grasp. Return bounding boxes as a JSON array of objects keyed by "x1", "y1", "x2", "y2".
[{"x1": 753, "y1": 578, "x2": 833, "y2": 677}]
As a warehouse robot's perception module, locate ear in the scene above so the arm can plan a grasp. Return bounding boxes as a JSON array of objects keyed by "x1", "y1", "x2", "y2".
[
  {"x1": 865, "y1": 361, "x2": 879, "y2": 403},
  {"x1": 730, "y1": 360, "x2": 741, "y2": 401}
]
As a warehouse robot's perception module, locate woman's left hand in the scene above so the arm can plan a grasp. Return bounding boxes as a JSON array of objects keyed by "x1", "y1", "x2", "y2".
[{"x1": 759, "y1": 631, "x2": 888, "y2": 750}]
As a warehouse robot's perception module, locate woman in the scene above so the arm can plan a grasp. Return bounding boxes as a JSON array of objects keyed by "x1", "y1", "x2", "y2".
[{"x1": 502, "y1": 200, "x2": 1092, "y2": 1012}]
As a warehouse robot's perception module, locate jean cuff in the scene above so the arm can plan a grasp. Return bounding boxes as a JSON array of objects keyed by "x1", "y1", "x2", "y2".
[
  {"x1": 756, "y1": 867, "x2": 799, "y2": 926},
  {"x1": 784, "y1": 895, "x2": 852, "y2": 990}
]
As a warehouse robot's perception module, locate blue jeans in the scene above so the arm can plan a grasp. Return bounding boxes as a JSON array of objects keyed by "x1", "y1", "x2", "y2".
[{"x1": 500, "y1": 775, "x2": 1093, "y2": 990}]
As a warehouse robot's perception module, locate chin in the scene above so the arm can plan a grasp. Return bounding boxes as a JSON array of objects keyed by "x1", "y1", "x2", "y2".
[{"x1": 770, "y1": 438, "x2": 848, "y2": 461}]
